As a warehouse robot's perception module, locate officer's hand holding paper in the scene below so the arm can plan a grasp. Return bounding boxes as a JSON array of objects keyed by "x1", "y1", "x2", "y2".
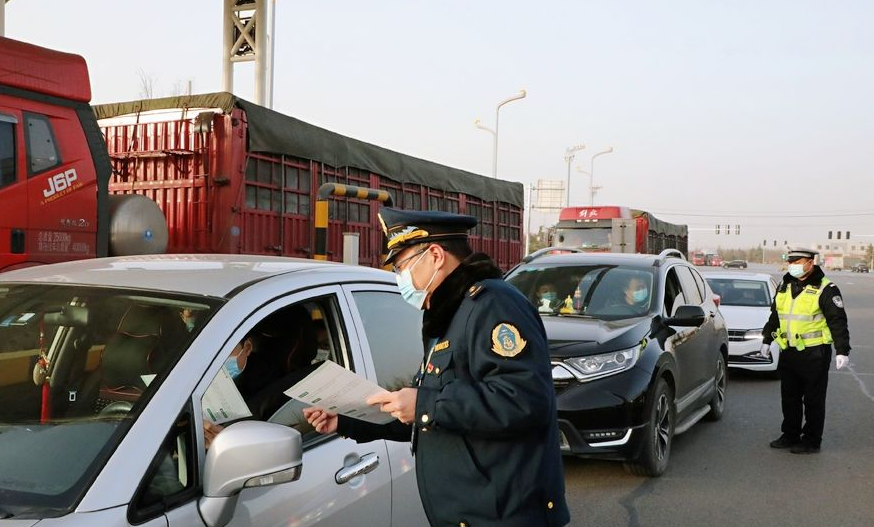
[{"x1": 285, "y1": 361, "x2": 395, "y2": 424}]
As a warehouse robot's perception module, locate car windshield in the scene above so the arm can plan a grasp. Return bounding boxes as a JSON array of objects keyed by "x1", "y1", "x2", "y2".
[
  {"x1": 705, "y1": 278, "x2": 771, "y2": 307},
  {"x1": 554, "y1": 227, "x2": 611, "y2": 250},
  {"x1": 0, "y1": 283, "x2": 222, "y2": 519},
  {"x1": 506, "y1": 263, "x2": 656, "y2": 319}
]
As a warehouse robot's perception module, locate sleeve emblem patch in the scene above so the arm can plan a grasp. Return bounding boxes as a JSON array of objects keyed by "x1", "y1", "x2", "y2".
[
  {"x1": 833, "y1": 296, "x2": 844, "y2": 308},
  {"x1": 491, "y1": 323, "x2": 527, "y2": 358}
]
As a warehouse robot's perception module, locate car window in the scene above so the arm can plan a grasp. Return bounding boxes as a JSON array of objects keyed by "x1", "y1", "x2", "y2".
[
  {"x1": 704, "y1": 278, "x2": 772, "y2": 307},
  {"x1": 351, "y1": 291, "x2": 424, "y2": 391},
  {"x1": 663, "y1": 268, "x2": 685, "y2": 316},
  {"x1": 505, "y1": 263, "x2": 655, "y2": 319},
  {"x1": 201, "y1": 296, "x2": 347, "y2": 446},
  {"x1": 676, "y1": 266, "x2": 703, "y2": 305},
  {"x1": 0, "y1": 284, "x2": 219, "y2": 518},
  {"x1": 131, "y1": 408, "x2": 197, "y2": 522},
  {"x1": 690, "y1": 267, "x2": 708, "y2": 300}
]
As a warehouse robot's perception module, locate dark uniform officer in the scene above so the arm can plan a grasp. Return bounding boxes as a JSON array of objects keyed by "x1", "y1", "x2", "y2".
[
  {"x1": 328, "y1": 208, "x2": 570, "y2": 527},
  {"x1": 762, "y1": 247, "x2": 851, "y2": 454}
]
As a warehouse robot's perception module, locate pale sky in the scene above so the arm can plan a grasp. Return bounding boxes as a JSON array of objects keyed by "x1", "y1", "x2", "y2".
[{"x1": 7, "y1": 0, "x2": 874, "y2": 250}]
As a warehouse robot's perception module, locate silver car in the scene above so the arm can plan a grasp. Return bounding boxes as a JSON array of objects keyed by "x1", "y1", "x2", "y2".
[{"x1": 0, "y1": 255, "x2": 428, "y2": 526}]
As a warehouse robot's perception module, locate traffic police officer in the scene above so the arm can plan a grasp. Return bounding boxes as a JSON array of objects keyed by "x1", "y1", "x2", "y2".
[
  {"x1": 305, "y1": 208, "x2": 570, "y2": 527},
  {"x1": 762, "y1": 247, "x2": 851, "y2": 454}
]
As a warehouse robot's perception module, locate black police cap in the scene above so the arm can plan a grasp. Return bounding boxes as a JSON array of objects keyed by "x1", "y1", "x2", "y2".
[{"x1": 378, "y1": 208, "x2": 477, "y2": 264}]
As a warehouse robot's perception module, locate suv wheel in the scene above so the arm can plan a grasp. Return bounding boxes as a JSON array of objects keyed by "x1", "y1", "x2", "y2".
[
  {"x1": 626, "y1": 378, "x2": 674, "y2": 477},
  {"x1": 704, "y1": 353, "x2": 727, "y2": 421}
]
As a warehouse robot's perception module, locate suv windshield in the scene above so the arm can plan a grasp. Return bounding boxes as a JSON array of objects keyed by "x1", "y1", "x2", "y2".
[
  {"x1": 506, "y1": 263, "x2": 656, "y2": 319},
  {"x1": 0, "y1": 284, "x2": 221, "y2": 519},
  {"x1": 705, "y1": 278, "x2": 770, "y2": 307}
]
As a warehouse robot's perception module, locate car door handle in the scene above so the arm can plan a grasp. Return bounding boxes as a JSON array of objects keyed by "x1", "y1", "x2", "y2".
[{"x1": 335, "y1": 453, "x2": 380, "y2": 484}]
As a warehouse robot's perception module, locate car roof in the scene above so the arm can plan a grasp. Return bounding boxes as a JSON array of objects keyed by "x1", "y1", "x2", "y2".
[
  {"x1": 521, "y1": 252, "x2": 676, "y2": 268},
  {"x1": 0, "y1": 254, "x2": 393, "y2": 298},
  {"x1": 699, "y1": 271, "x2": 773, "y2": 281}
]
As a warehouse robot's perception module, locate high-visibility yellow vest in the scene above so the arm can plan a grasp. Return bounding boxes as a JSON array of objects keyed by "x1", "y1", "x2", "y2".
[{"x1": 772, "y1": 278, "x2": 833, "y2": 351}]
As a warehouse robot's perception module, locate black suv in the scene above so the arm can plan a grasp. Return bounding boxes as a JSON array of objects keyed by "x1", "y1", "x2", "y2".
[
  {"x1": 722, "y1": 259, "x2": 748, "y2": 269},
  {"x1": 852, "y1": 263, "x2": 869, "y2": 273},
  {"x1": 505, "y1": 249, "x2": 728, "y2": 476}
]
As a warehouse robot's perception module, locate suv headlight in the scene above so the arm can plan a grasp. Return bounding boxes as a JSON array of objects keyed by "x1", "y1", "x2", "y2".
[{"x1": 563, "y1": 345, "x2": 642, "y2": 382}]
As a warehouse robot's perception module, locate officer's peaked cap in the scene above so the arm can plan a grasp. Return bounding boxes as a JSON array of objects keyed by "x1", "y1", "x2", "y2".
[
  {"x1": 786, "y1": 247, "x2": 819, "y2": 262},
  {"x1": 378, "y1": 208, "x2": 477, "y2": 264}
]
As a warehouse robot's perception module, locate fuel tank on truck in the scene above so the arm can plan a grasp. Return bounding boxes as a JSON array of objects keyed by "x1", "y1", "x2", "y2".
[{"x1": 107, "y1": 194, "x2": 169, "y2": 256}]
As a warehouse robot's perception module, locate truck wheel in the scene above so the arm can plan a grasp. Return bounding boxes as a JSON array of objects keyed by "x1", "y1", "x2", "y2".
[
  {"x1": 704, "y1": 353, "x2": 727, "y2": 421},
  {"x1": 625, "y1": 378, "x2": 674, "y2": 477}
]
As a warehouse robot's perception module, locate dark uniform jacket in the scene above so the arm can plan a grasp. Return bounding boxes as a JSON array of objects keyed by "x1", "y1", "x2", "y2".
[
  {"x1": 338, "y1": 253, "x2": 570, "y2": 527},
  {"x1": 762, "y1": 266, "x2": 851, "y2": 355}
]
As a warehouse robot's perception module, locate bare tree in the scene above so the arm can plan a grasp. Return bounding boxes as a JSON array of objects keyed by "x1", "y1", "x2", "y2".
[{"x1": 137, "y1": 68, "x2": 157, "y2": 99}]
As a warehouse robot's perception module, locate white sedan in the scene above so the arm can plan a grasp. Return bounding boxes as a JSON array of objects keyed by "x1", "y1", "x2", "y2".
[{"x1": 703, "y1": 272, "x2": 779, "y2": 373}]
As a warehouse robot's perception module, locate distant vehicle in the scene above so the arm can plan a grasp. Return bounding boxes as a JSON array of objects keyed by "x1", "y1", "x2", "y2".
[
  {"x1": 505, "y1": 249, "x2": 728, "y2": 477},
  {"x1": 704, "y1": 252, "x2": 724, "y2": 267},
  {"x1": 551, "y1": 206, "x2": 688, "y2": 255},
  {"x1": 852, "y1": 263, "x2": 869, "y2": 273},
  {"x1": 703, "y1": 272, "x2": 779, "y2": 373},
  {"x1": 722, "y1": 260, "x2": 748, "y2": 269},
  {"x1": 691, "y1": 251, "x2": 706, "y2": 266}
]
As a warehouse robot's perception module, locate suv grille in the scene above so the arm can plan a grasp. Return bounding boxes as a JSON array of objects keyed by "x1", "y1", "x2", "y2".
[{"x1": 728, "y1": 329, "x2": 746, "y2": 342}]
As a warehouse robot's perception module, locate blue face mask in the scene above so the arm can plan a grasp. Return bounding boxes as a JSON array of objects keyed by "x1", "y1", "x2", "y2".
[
  {"x1": 542, "y1": 292, "x2": 557, "y2": 303},
  {"x1": 788, "y1": 263, "x2": 806, "y2": 278},
  {"x1": 395, "y1": 251, "x2": 437, "y2": 310},
  {"x1": 224, "y1": 354, "x2": 244, "y2": 379},
  {"x1": 632, "y1": 288, "x2": 648, "y2": 303}
]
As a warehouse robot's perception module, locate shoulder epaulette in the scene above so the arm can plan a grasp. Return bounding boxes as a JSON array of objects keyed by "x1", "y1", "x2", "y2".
[{"x1": 467, "y1": 283, "x2": 485, "y2": 299}]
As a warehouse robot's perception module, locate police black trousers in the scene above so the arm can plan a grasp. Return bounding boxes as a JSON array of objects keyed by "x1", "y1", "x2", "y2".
[{"x1": 778, "y1": 345, "x2": 831, "y2": 445}]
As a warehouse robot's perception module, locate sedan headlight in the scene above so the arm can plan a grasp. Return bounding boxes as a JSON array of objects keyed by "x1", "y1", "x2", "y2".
[{"x1": 563, "y1": 345, "x2": 642, "y2": 382}]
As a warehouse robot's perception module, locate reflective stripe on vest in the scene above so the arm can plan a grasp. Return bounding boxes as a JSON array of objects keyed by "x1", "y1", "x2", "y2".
[{"x1": 773, "y1": 278, "x2": 833, "y2": 351}]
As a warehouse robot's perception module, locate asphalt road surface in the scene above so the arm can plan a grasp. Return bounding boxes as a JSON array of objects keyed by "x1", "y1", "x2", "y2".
[{"x1": 562, "y1": 263, "x2": 874, "y2": 527}]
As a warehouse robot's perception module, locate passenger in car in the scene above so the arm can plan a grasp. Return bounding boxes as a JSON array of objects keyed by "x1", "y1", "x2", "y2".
[{"x1": 535, "y1": 281, "x2": 559, "y2": 312}]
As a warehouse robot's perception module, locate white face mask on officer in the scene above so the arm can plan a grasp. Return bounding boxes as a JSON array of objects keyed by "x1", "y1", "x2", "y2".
[{"x1": 396, "y1": 249, "x2": 439, "y2": 310}]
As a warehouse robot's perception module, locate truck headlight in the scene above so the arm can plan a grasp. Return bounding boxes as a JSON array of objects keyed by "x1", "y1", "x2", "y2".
[{"x1": 564, "y1": 345, "x2": 641, "y2": 382}]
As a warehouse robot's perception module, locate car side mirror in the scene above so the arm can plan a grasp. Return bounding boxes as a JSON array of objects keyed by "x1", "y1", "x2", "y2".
[
  {"x1": 664, "y1": 305, "x2": 706, "y2": 327},
  {"x1": 198, "y1": 421, "x2": 303, "y2": 527}
]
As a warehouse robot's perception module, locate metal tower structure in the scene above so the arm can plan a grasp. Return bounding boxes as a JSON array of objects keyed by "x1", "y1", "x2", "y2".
[{"x1": 222, "y1": 0, "x2": 275, "y2": 108}]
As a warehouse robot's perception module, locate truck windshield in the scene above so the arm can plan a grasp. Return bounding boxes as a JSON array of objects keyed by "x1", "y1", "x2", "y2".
[
  {"x1": 506, "y1": 263, "x2": 656, "y2": 319},
  {"x1": 0, "y1": 284, "x2": 221, "y2": 519},
  {"x1": 554, "y1": 227, "x2": 611, "y2": 250}
]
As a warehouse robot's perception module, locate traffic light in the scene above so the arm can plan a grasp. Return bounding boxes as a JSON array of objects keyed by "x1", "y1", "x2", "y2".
[
  {"x1": 763, "y1": 239, "x2": 767, "y2": 246},
  {"x1": 725, "y1": 225, "x2": 730, "y2": 235},
  {"x1": 773, "y1": 240, "x2": 777, "y2": 246},
  {"x1": 847, "y1": 231, "x2": 851, "y2": 240},
  {"x1": 735, "y1": 225, "x2": 740, "y2": 235},
  {"x1": 837, "y1": 231, "x2": 842, "y2": 240},
  {"x1": 715, "y1": 225, "x2": 720, "y2": 234},
  {"x1": 828, "y1": 231, "x2": 833, "y2": 239}
]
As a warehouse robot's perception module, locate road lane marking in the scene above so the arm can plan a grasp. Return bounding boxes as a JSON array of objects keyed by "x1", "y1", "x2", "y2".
[{"x1": 846, "y1": 364, "x2": 874, "y2": 403}]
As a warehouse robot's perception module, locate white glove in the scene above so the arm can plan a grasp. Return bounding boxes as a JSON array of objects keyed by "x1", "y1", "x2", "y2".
[
  {"x1": 760, "y1": 343, "x2": 771, "y2": 359},
  {"x1": 836, "y1": 355, "x2": 849, "y2": 370}
]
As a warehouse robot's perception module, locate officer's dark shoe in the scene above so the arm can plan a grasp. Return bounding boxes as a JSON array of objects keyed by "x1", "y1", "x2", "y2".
[
  {"x1": 790, "y1": 442, "x2": 821, "y2": 454},
  {"x1": 769, "y1": 434, "x2": 801, "y2": 449}
]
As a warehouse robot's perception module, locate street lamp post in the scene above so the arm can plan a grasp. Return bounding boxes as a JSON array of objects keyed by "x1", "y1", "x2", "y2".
[
  {"x1": 564, "y1": 144, "x2": 586, "y2": 206},
  {"x1": 475, "y1": 89, "x2": 527, "y2": 178},
  {"x1": 588, "y1": 147, "x2": 613, "y2": 206}
]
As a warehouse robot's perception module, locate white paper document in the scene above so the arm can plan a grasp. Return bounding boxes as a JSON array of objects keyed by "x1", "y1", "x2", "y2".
[
  {"x1": 202, "y1": 368, "x2": 253, "y2": 425},
  {"x1": 284, "y1": 361, "x2": 394, "y2": 424}
]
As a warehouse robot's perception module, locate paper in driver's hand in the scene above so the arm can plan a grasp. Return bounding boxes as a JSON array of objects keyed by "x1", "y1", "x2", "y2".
[
  {"x1": 203, "y1": 368, "x2": 253, "y2": 425},
  {"x1": 284, "y1": 361, "x2": 395, "y2": 424}
]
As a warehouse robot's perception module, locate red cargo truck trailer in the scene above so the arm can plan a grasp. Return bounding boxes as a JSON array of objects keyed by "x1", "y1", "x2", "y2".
[
  {"x1": 0, "y1": 36, "x2": 524, "y2": 271},
  {"x1": 551, "y1": 205, "x2": 688, "y2": 255}
]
